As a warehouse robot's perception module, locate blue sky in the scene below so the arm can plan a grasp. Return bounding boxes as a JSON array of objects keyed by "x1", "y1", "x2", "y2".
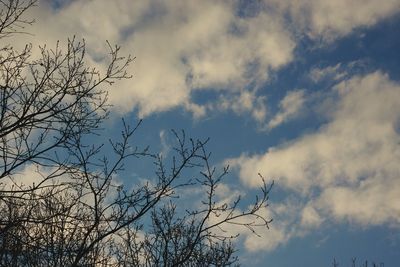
[{"x1": 19, "y1": 0, "x2": 400, "y2": 266}]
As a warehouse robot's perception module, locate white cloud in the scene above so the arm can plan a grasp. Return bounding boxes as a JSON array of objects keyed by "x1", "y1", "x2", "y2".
[
  {"x1": 267, "y1": 89, "x2": 305, "y2": 129},
  {"x1": 218, "y1": 90, "x2": 268, "y2": 122},
  {"x1": 230, "y1": 72, "x2": 400, "y2": 250},
  {"x1": 159, "y1": 130, "x2": 170, "y2": 157},
  {"x1": 8, "y1": 1, "x2": 400, "y2": 254},
  {"x1": 309, "y1": 61, "x2": 366, "y2": 83},
  {"x1": 12, "y1": 0, "x2": 398, "y2": 121},
  {"x1": 316, "y1": 177, "x2": 400, "y2": 226},
  {"x1": 202, "y1": 181, "x2": 292, "y2": 252},
  {"x1": 4, "y1": 164, "x2": 44, "y2": 188},
  {"x1": 243, "y1": 201, "x2": 299, "y2": 252},
  {"x1": 17, "y1": 0, "x2": 295, "y2": 118},
  {"x1": 309, "y1": 63, "x2": 346, "y2": 83},
  {"x1": 214, "y1": 182, "x2": 243, "y2": 206},
  {"x1": 266, "y1": 0, "x2": 400, "y2": 41},
  {"x1": 206, "y1": 203, "x2": 292, "y2": 252},
  {"x1": 300, "y1": 205, "x2": 323, "y2": 228},
  {"x1": 3, "y1": 163, "x2": 71, "y2": 191},
  {"x1": 243, "y1": 208, "x2": 290, "y2": 252}
]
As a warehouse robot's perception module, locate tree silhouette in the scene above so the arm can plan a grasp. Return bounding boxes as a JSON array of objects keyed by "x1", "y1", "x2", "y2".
[
  {"x1": 332, "y1": 257, "x2": 384, "y2": 267},
  {"x1": 0, "y1": 1, "x2": 272, "y2": 266}
]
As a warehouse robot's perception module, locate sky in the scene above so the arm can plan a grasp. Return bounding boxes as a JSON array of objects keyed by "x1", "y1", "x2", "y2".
[{"x1": 15, "y1": 0, "x2": 400, "y2": 266}]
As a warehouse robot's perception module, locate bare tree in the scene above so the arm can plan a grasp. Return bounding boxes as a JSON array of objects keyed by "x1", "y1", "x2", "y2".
[
  {"x1": 0, "y1": 1, "x2": 273, "y2": 266},
  {"x1": 332, "y1": 258, "x2": 384, "y2": 267}
]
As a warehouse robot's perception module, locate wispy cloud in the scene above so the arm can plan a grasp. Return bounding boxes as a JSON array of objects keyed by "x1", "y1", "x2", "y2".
[
  {"x1": 230, "y1": 72, "x2": 400, "y2": 250},
  {"x1": 23, "y1": 0, "x2": 294, "y2": 119},
  {"x1": 267, "y1": 90, "x2": 306, "y2": 129},
  {"x1": 266, "y1": 0, "x2": 400, "y2": 41},
  {"x1": 309, "y1": 63, "x2": 346, "y2": 83},
  {"x1": 217, "y1": 90, "x2": 268, "y2": 123},
  {"x1": 16, "y1": 0, "x2": 399, "y2": 124}
]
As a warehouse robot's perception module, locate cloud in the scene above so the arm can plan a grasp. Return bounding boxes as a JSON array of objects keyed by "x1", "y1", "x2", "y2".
[
  {"x1": 206, "y1": 201, "x2": 292, "y2": 253},
  {"x1": 19, "y1": 0, "x2": 294, "y2": 118},
  {"x1": 159, "y1": 130, "x2": 170, "y2": 157},
  {"x1": 267, "y1": 0, "x2": 400, "y2": 41},
  {"x1": 309, "y1": 63, "x2": 345, "y2": 83},
  {"x1": 3, "y1": 163, "x2": 72, "y2": 191},
  {"x1": 267, "y1": 89, "x2": 305, "y2": 129},
  {"x1": 218, "y1": 90, "x2": 268, "y2": 122},
  {"x1": 243, "y1": 206, "x2": 291, "y2": 252},
  {"x1": 309, "y1": 61, "x2": 367, "y2": 83},
  {"x1": 13, "y1": 0, "x2": 398, "y2": 121},
  {"x1": 4, "y1": 164, "x2": 45, "y2": 188},
  {"x1": 230, "y1": 71, "x2": 400, "y2": 250},
  {"x1": 300, "y1": 205, "x2": 323, "y2": 228},
  {"x1": 316, "y1": 179, "x2": 400, "y2": 226}
]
